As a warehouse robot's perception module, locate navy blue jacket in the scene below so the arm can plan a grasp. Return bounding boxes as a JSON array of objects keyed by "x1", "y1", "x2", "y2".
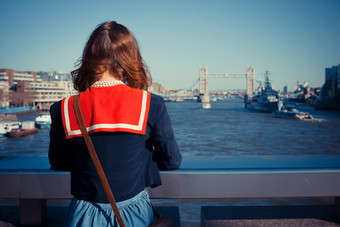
[{"x1": 49, "y1": 93, "x2": 181, "y2": 203}]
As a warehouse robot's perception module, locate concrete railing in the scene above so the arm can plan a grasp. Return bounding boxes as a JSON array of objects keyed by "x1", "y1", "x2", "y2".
[{"x1": 1, "y1": 155, "x2": 340, "y2": 226}]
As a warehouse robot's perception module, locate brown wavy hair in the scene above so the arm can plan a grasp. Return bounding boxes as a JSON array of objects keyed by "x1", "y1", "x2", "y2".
[{"x1": 72, "y1": 21, "x2": 151, "y2": 92}]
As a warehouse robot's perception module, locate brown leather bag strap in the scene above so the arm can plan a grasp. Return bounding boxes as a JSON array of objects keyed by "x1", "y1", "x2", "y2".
[
  {"x1": 73, "y1": 95, "x2": 125, "y2": 227},
  {"x1": 151, "y1": 203, "x2": 161, "y2": 219}
]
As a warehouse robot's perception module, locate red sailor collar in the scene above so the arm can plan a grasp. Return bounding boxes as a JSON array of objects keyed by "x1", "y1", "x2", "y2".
[{"x1": 61, "y1": 84, "x2": 151, "y2": 139}]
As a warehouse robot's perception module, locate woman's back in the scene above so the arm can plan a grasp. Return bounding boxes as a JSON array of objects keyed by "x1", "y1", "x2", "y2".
[{"x1": 49, "y1": 20, "x2": 181, "y2": 227}]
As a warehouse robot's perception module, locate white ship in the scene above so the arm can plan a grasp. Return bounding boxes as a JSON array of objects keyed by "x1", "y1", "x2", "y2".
[
  {"x1": 35, "y1": 113, "x2": 52, "y2": 128},
  {"x1": 0, "y1": 121, "x2": 21, "y2": 136}
]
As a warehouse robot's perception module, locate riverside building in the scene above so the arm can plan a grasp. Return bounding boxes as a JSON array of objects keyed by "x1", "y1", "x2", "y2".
[
  {"x1": 0, "y1": 69, "x2": 41, "y2": 88},
  {"x1": 17, "y1": 81, "x2": 77, "y2": 110},
  {"x1": 0, "y1": 68, "x2": 77, "y2": 110},
  {"x1": 324, "y1": 64, "x2": 340, "y2": 98},
  {"x1": 314, "y1": 63, "x2": 340, "y2": 110}
]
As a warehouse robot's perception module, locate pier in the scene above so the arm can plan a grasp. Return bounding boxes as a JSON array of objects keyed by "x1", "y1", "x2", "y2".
[{"x1": 0, "y1": 155, "x2": 340, "y2": 226}]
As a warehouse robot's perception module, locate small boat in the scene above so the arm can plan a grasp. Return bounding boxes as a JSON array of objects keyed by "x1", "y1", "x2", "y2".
[
  {"x1": 0, "y1": 121, "x2": 21, "y2": 136},
  {"x1": 274, "y1": 101, "x2": 313, "y2": 120},
  {"x1": 274, "y1": 109, "x2": 313, "y2": 120},
  {"x1": 202, "y1": 102, "x2": 211, "y2": 109},
  {"x1": 6, "y1": 128, "x2": 38, "y2": 137},
  {"x1": 5, "y1": 121, "x2": 38, "y2": 137},
  {"x1": 35, "y1": 113, "x2": 51, "y2": 128}
]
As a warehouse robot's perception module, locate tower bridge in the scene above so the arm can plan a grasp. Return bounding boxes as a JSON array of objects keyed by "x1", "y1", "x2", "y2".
[
  {"x1": 151, "y1": 66, "x2": 255, "y2": 107},
  {"x1": 198, "y1": 66, "x2": 255, "y2": 108}
]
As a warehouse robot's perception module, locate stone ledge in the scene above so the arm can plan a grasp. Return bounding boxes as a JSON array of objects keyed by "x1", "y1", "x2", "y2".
[
  {"x1": 203, "y1": 219, "x2": 340, "y2": 227},
  {"x1": 201, "y1": 205, "x2": 340, "y2": 227}
]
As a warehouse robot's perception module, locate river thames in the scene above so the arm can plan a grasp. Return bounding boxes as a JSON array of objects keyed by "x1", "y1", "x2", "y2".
[
  {"x1": 0, "y1": 98, "x2": 339, "y2": 226},
  {"x1": 1, "y1": 98, "x2": 339, "y2": 156}
]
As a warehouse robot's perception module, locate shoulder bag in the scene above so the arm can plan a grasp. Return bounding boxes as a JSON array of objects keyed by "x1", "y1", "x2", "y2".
[{"x1": 73, "y1": 95, "x2": 177, "y2": 227}]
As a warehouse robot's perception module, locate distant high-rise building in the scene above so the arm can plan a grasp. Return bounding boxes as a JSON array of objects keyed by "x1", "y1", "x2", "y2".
[
  {"x1": 38, "y1": 71, "x2": 71, "y2": 82},
  {"x1": 316, "y1": 64, "x2": 340, "y2": 110},
  {"x1": 338, "y1": 65, "x2": 340, "y2": 90},
  {"x1": 323, "y1": 64, "x2": 340, "y2": 98}
]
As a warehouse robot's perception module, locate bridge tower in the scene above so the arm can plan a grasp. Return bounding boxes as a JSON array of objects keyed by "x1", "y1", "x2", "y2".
[
  {"x1": 198, "y1": 66, "x2": 211, "y2": 108},
  {"x1": 197, "y1": 65, "x2": 254, "y2": 108},
  {"x1": 246, "y1": 66, "x2": 255, "y2": 98}
]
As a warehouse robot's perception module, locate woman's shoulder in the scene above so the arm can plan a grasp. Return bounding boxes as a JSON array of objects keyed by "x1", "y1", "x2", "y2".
[
  {"x1": 147, "y1": 93, "x2": 168, "y2": 124},
  {"x1": 149, "y1": 93, "x2": 166, "y2": 110},
  {"x1": 50, "y1": 100, "x2": 62, "y2": 115},
  {"x1": 150, "y1": 93, "x2": 164, "y2": 103}
]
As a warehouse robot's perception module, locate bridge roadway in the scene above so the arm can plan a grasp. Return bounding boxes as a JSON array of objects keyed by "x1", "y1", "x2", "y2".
[{"x1": 0, "y1": 155, "x2": 340, "y2": 226}]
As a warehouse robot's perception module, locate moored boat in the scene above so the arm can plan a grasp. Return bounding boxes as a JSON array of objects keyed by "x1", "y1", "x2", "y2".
[
  {"x1": 6, "y1": 128, "x2": 38, "y2": 137},
  {"x1": 5, "y1": 121, "x2": 38, "y2": 137},
  {"x1": 35, "y1": 113, "x2": 51, "y2": 128},
  {"x1": 0, "y1": 121, "x2": 21, "y2": 136}
]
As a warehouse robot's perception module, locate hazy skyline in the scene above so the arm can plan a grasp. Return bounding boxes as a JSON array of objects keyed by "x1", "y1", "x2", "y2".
[{"x1": 0, "y1": 0, "x2": 339, "y2": 91}]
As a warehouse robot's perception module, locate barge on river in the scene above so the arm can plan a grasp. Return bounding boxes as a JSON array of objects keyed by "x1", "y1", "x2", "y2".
[
  {"x1": 0, "y1": 121, "x2": 21, "y2": 136},
  {"x1": 5, "y1": 121, "x2": 38, "y2": 138}
]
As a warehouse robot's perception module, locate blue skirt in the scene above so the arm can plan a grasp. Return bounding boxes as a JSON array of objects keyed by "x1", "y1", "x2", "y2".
[{"x1": 64, "y1": 190, "x2": 154, "y2": 227}]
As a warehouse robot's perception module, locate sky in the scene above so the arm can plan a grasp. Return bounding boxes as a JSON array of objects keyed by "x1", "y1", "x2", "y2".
[{"x1": 0, "y1": 0, "x2": 339, "y2": 92}]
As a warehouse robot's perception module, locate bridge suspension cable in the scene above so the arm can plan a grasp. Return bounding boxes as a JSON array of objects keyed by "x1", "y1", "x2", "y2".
[
  {"x1": 208, "y1": 73, "x2": 246, "y2": 78},
  {"x1": 150, "y1": 78, "x2": 199, "y2": 97}
]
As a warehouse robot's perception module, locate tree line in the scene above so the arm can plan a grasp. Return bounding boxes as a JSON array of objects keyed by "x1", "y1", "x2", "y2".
[{"x1": 0, "y1": 88, "x2": 35, "y2": 107}]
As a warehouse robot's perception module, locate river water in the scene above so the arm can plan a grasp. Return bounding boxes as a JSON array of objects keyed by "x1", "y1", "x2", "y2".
[
  {"x1": 1, "y1": 98, "x2": 339, "y2": 157},
  {"x1": 1, "y1": 98, "x2": 340, "y2": 226}
]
